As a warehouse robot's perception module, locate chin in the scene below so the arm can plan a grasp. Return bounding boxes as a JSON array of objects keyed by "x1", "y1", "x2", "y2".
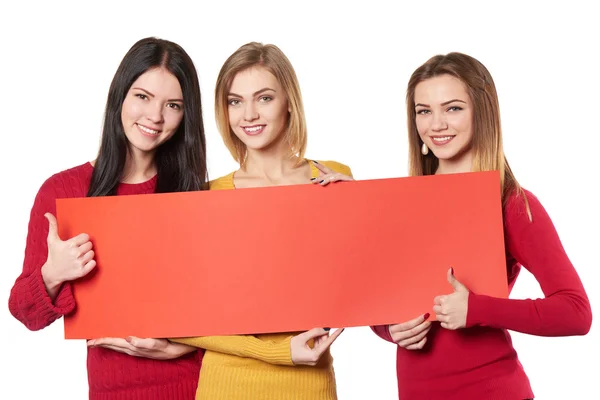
[
  {"x1": 431, "y1": 151, "x2": 457, "y2": 160},
  {"x1": 245, "y1": 138, "x2": 278, "y2": 151}
]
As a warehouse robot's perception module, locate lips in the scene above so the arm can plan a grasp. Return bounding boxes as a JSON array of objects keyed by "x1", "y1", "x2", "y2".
[
  {"x1": 242, "y1": 125, "x2": 265, "y2": 136},
  {"x1": 430, "y1": 135, "x2": 455, "y2": 145},
  {"x1": 137, "y1": 123, "x2": 161, "y2": 137}
]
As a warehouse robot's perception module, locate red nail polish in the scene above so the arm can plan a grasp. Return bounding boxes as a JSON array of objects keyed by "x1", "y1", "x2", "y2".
[
  {"x1": 450, "y1": 267, "x2": 454, "y2": 275},
  {"x1": 423, "y1": 313, "x2": 430, "y2": 320}
]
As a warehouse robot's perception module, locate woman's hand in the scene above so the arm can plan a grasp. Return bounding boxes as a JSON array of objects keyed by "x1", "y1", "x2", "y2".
[
  {"x1": 311, "y1": 162, "x2": 353, "y2": 186},
  {"x1": 41, "y1": 213, "x2": 96, "y2": 299},
  {"x1": 433, "y1": 268, "x2": 470, "y2": 330},
  {"x1": 291, "y1": 327, "x2": 344, "y2": 366},
  {"x1": 87, "y1": 337, "x2": 197, "y2": 360},
  {"x1": 388, "y1": 313, "x2": 432, "y2": 350}
]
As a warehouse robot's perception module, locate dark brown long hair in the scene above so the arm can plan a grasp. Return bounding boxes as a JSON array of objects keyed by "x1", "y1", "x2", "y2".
[{"x1": 88, "y1": 37, "x2": 208, "y2": 197}]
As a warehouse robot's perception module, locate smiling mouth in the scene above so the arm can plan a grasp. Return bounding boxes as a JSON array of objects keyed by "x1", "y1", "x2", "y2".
[
  {"x1": 242, "y1": 125, "x2": 265, "y2": 136},
  {"x1": 431, "y1": 135, "x2": 455, "y2": 145},
  {"x1": 137, "y1": 123, "x2": 161, "y2": 136}
]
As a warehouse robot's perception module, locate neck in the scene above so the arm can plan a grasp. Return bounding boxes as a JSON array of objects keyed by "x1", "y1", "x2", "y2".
[
  {"x1": 122, "y1": 148, "x2": 157, "y2": 183},
  {"x1": 435, "y1": 150, "x2": 473, "y2": 175},
  {"x1": 243, "y1": 141, "x2": 299, "y2": 180}
]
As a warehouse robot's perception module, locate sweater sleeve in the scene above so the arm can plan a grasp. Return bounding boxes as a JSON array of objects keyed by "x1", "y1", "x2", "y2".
[
  {"x1": 466, "y1": 190, "x2": 592, "y2": 336},
  {"x1": 170, "y1": 335, "x2": 294, "y2": 366},
  {"x1": 370, "y1": 325, "x2": 395, "y2": 343},
  {"x1": 8, "y1": 177, "x2": 76, "y2": 330}
]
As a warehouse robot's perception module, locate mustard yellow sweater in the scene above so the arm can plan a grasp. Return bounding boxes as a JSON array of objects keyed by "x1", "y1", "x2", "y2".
[{"x1": 172, "y1": 159, "x2": 352, "y2": 400}]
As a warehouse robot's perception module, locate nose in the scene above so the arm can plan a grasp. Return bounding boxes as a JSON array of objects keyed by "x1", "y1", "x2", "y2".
[
  {"x1": 431, "y1": 112, "x2": 447, "y2": 132},
  {"x1": 243, "y1": 102, "x2": 259, "y2": 122},
  {"x1": 146, "y1": 102, "x2": 164, "y2": 124}
]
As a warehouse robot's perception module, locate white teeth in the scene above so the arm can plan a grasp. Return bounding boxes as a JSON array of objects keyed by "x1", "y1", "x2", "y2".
[
  {"x1": 138, "y1": 124, "x2": 159, "y2": 135},
  {"x1": 244, "y1": 126, "x2": 263, "y2": 132},
  {"x1": 432, "y1": 136, "x2": 453, "y2": 142}
]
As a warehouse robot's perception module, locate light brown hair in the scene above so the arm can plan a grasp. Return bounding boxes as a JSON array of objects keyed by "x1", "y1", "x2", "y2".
[{"x1": 406, "y1": 52, "x2": 530, "y2": 218}]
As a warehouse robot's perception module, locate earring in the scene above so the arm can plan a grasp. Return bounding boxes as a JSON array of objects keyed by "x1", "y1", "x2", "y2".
[{"x1": 421, "y1": 143, "x2": 429, "y2": 155}]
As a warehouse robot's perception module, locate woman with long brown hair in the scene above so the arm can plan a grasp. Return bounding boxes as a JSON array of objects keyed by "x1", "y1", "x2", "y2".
[{"x1": 371, "y1": 52, "x2": 592, "y2": 399}]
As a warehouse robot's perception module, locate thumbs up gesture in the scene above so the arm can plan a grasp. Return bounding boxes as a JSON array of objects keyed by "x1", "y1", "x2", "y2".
[
  {"x1": 41, "y1": 213, "x2": 97, "y2": 294},
  {"x1": 433, "y1": 268, "x2": 470, "y2": 330}
]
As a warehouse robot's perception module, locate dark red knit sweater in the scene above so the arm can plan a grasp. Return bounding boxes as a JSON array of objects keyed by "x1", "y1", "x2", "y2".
[
  {"x1": 9, "y1": 162, "x2": 202, "y2": 399},
  {"x1": 372, "y1": 189, "x2": 592, "y2": 400}
]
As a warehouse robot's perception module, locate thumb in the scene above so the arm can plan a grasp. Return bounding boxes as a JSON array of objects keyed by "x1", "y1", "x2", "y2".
[
  {"x1": 44, "y1": 213, "x2": 60, "y2": 242},
  {"x1": 448, "y1": 267, "x2": 468, "y2": 292}
]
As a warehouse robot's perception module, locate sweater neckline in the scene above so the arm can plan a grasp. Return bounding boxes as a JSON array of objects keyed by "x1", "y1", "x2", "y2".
[
  {"x1": 227, "y1": 159, "x2": 318, "y2": 189},
  {"x1": 85, "y1": 161, "x2": 158, "y2": 188}
]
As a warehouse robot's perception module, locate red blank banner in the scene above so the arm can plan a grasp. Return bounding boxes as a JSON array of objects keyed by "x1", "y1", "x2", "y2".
[{"x1": 57, "y1": 171, "x2": 508, "y2": 339}]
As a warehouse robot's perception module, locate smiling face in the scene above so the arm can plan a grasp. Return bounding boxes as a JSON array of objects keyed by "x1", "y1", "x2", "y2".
[
  {"x1": 414, "y1": 74, "x2": 474, "y2": 169},
  {"x1": 226, "y1": 66, "x2": 290, "y2": 153},
  {"x1": 121, "y1": 67, "x2": 184, "y2": 157}
]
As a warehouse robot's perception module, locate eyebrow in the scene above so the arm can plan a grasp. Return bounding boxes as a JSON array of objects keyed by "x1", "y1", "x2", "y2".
[
  {"x1": 415, "y1": 99, "x2": 467, "y2": 108},
  {"x1": 228, "y1": 87, "x2": 276, "y2": 97},
  {"x1": 132, "y1": 87, "x2": 183, "y2": 103}
]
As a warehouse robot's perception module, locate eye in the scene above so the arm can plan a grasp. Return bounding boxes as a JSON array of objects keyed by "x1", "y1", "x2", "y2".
[
  {"x1": 167, "y1": 103, "x2": 182, "y2": 110},
  {"x1": 416, "y1": 109, "x2": 431, "y2": 115},
  {"x1": 135, "y1": 93, "x2": 148, "y2": 100},
  {"x1": 447, "y1": 106, "x2": 463, "y2": 112},
  {"x1": 258, "y1": 96, "x2": 272, "y2": 103},
  {"x1": 228, "y1": 99, "x2": 240, "y2": 106}
]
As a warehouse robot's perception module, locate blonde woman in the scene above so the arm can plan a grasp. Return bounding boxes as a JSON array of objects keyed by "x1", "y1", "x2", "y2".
[
  {"x1": 171, "y1": 42, "x2": 350, "y2": 400},
  {"x1": 371, "y1": 52, "x2": 592, "y2": 400}
]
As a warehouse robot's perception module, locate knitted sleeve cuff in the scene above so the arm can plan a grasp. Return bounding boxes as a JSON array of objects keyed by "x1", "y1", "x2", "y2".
[
  {"x1": 466, "y1": 291, "x2": 490, "y2": 328},
  {"x1": 31, "y1": 267, "x2": 76, "y2": 322}
]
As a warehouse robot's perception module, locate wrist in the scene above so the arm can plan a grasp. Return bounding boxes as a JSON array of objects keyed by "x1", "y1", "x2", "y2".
[
  {"x1": 41, "y1": 261, "x2": 62, "y2": 292},
  {"x1": 169, "y1": 342, "x2": 196, "y2": 359}
]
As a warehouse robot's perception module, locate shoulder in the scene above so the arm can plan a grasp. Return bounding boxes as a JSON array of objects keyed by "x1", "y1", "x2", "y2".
[
  {"x1": 504, "y1": 186, "x2": 554, "y2": 230},
  {"x1": 30, "y1": 162, "x2": 92, "y2": 214},
  {"x1": 314, "y1": 160, "x2": 353, "y2": 177},
  {"x1": 38, "y1": 162, "x2": 93, "y2": 199},
  {"x1": 208, "y1": 171, "x2": 236, "y2": 191}
]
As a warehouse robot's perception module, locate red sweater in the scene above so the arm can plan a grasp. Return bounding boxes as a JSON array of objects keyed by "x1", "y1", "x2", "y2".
[
  {"x1": 372, "y1": 189, "x2": 592, "y2": 400},
  {"x1": 8, "y1": 162, "x2": 202, "y2": 400}
]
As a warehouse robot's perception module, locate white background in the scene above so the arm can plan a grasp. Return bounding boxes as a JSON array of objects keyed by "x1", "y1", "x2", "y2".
[{"x1": 1, "y1": 1, "x2": 598, "y2": 399}]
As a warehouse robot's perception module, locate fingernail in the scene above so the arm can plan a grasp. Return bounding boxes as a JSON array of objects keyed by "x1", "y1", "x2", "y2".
[
  {"x1": 310, "y1": 177, "x2": 316, "y2": 180},
  {"x1": 424, "y1": 313, "x2": 430, "y2": 320},
  {"x1": 313, "y1": 160, "x2": 320, "y2": 164},
  {"x1": 319, "y1": 180, "x2": 324, "y2": 183},
  {"x1": 323, "y1": 327, "x2": 330, "y2": 331},
  {"x1": 450, "y1": 267, "x2": 454, "y2": 275}
]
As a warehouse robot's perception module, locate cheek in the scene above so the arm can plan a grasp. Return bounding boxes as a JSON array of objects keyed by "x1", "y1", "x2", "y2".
[
  {"x1": 228, "y1": 108, "x2": 242, "y2": 127},
  {"x1": 451, "y1": 113, "x2": 472, "y2": 137},
  {"x1": 121, "y1": 99, "x2": 144, "y2": 123},
  {"x1": 267, "y1": 104, "x2": 289, "y2": 127},
  {"x1": 415, "y1": 117, "x2": 429, "y2": 137},
  {"x1": 165, "y1": 111, "x2": 184, "y2": 131},
  {"x1": 121, "y1": 99, "x2": 132, "y2": 121}
]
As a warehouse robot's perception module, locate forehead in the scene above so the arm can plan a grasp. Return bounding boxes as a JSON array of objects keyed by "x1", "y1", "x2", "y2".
[
  {"x1": 131, "y1": 67, "x2": 182, "y2": 96},
  {"x1": 414, "y1": 74, "x2": 469, "y2": 103},
  {"x1": 229, "y1": 66, "x2": 281, "y2": 95}
]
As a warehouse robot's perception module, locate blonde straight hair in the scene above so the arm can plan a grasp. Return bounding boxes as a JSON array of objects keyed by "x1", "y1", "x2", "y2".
[
  {"x1": 406, "y1": 52, "x2": 531, "y2": 219},
  {"x1": 214, "y1": 42, "x2": 307, "y2": 167}
]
